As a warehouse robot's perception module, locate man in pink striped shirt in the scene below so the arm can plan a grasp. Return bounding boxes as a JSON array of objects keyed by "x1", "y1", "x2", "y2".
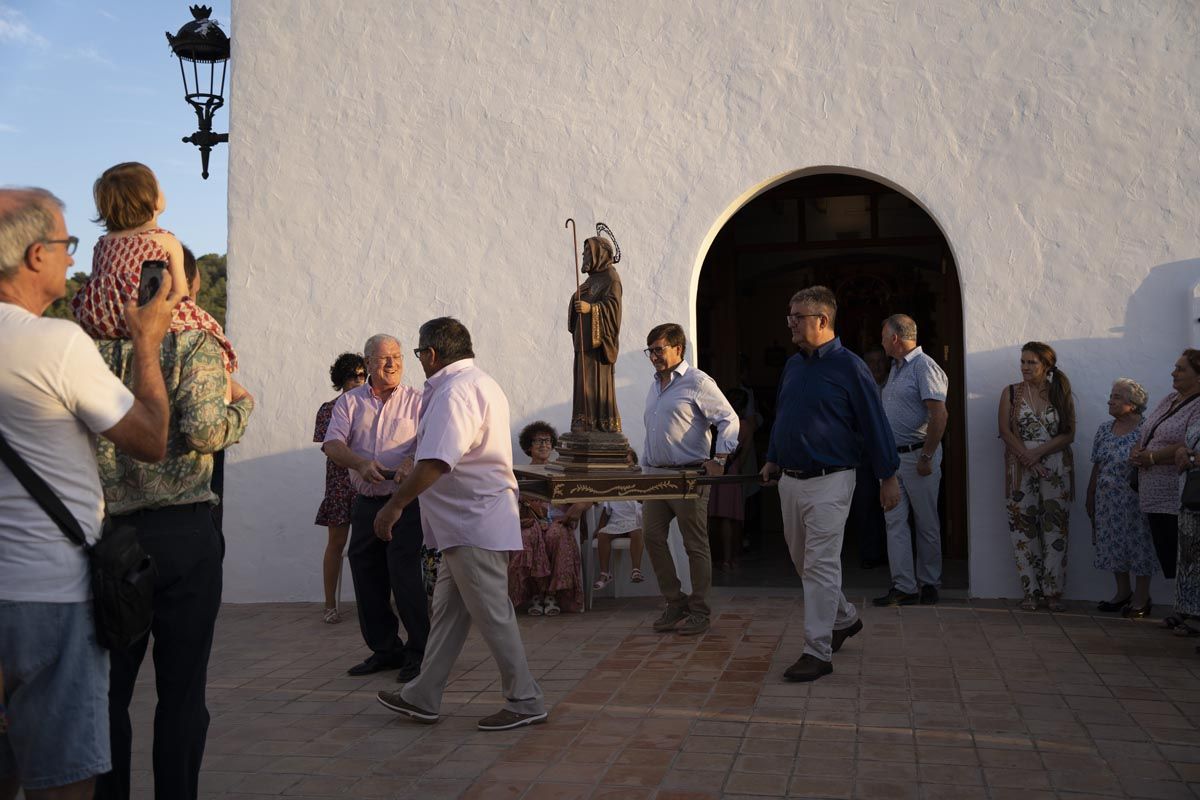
[{"x1": 323, "y1": 333, "x2": 429, "y2": 681}]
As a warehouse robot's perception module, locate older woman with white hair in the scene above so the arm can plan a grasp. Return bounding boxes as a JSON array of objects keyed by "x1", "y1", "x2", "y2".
[{"x1": 1086, "y1": 378, "x2": 1158, "y2": 616}]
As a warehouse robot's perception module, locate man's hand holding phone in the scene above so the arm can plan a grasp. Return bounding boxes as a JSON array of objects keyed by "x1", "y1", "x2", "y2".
[{"x1": 124, "y1": 268, "x2": 183, "y2": 347}]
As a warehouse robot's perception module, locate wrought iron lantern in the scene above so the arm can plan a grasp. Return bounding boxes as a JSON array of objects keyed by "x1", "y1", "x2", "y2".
[{"x1": 166, "y1": 5, "x2": 229, "y2": 179}]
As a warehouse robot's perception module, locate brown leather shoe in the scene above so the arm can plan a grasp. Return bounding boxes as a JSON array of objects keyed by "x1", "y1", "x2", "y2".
[{"x1": 783, "y1": 654, "x2": 833, "y2": 682}]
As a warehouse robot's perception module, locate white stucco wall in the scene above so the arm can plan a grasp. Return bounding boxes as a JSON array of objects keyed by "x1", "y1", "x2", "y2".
[{"x1": 224, "y1": 0, "x2": 1200, "y2": 602}]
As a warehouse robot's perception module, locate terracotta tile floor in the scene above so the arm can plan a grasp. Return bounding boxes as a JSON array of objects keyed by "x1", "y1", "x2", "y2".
[{"x1": 121, "y1": 589, "x2": 1200, "y2": 799}]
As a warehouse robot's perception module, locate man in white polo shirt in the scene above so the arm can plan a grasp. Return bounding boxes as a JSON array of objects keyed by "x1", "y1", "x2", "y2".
[
  {"x1": 373, "y1": 317, "x2": 546, "y2": 731},
  {"x1": 0, "y1": 188, "x2": 179, "y2": 800}
]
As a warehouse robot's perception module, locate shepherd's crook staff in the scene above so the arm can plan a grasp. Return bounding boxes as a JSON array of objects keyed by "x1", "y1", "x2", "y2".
[{"x1": 566, "y1": 218, "x2": 590, "y2": 429}]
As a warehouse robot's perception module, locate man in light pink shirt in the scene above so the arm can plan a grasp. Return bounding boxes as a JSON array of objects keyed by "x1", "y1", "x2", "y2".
[
  {"x1": 373, "y1": 317, "x2": 547, "y2": 732},
  {"x1": 322, "y1": 333, "x2": 429, "y2": 680}
]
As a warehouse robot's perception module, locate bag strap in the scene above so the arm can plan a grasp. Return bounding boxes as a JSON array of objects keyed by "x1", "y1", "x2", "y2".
[
  {"x1": 0, "y1": 429, "x2": 89, "y2": 549},
  {"x1": 1143, "y1": 392, "x2": 1200, "y2": 445}
]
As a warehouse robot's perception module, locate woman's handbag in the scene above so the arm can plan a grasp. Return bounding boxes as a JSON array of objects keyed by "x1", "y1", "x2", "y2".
[
  {"x1": 1183, "y1": 469, "x2": 1200, "y2": 512},
  {"x1": 0, "y1": 431, "x2": 155, "y2": 650}
]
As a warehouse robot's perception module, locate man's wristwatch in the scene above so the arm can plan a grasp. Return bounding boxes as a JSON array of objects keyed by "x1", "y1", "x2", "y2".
[
  {"x1": 918, "y1": 452, "x2": 933, "y2": 462},
  {"x1": 711, "y1": 455, "x2": 728, "y2": 466}
]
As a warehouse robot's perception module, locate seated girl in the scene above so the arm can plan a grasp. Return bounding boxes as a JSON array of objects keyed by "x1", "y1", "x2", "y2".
[{"x1": 593, "y1": 450, "x2": 645, "y2": 590}]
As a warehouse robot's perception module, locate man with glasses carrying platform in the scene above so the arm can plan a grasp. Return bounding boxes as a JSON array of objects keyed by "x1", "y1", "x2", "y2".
[
  {"x1": 641, "y1": 323, "x2": 739, "y2": 637},
  {"x1": 760, "y1": 286, "x2": 900, "y2": 682}
]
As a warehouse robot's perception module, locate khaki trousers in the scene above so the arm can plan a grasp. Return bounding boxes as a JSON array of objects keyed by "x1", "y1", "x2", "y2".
[
  {"x1": 643, "y1": 488, "x2": 712, "y2": 618},
  {"x1": 779, "y1": 471, "x2": 859, "y2": 661},
  {"x1": 400, "y1": 545, "x2": 545, "y2": 716}
]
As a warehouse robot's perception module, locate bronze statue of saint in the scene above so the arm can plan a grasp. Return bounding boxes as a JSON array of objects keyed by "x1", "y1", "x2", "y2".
[{"x1": 567, "y1": 233, "x2": 622, "y2": 433}]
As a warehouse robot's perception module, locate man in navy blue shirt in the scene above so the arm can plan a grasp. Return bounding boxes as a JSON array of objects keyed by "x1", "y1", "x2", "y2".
[{"x1": 760, "y1": 286, "x2": 900, "y2": 682}]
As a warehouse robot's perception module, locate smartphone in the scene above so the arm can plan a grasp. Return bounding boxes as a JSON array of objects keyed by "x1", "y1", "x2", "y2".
[{"x1": 137, "y1": 260, "x2": 167, "y2": 306}]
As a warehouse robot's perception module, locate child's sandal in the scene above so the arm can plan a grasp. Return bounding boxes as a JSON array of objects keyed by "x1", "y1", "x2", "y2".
[
  {"x1": 593, "y1": 571, "x2": 613, "y2": 590},
  {"x1": 528, "y1": 596, "x2": 544, "y2": 616},
  {"x1": 630, "y1": 567, "x2": 644, "y2": 583},
  {"x1": 543, "y1": 597, "x2": 561, "y2": 616}
]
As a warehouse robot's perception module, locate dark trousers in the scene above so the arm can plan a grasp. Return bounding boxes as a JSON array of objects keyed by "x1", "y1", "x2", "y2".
[
  {"x1": 96, "y1": 503, "x2": 224, "y2": 800},
  {"x1": 846, "y1": 465, "x2": 887, "y2": 565},
  {"x1": 348, "y1": 495, "x2": 429, "y2": 667},
  {"x1": 1148, "y1": 512, "x2": 1178, "y2": 579}
]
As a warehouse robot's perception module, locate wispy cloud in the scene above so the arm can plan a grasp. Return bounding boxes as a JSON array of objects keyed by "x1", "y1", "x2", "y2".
[
  {"x1": 97, "y1": 8, "x2": 118, "y2": 21},
  {"x1": 69, "y1": 45, "x2": 116, "y2": 68},
  {"x1": 0, "y1": 5, "x2": 48, "y2": 47},
  {"x1": 0, "y1": 122, "x2": 18, "y2": 133}
]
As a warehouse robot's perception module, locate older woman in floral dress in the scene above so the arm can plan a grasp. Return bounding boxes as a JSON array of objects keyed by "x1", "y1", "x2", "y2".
[
  {"x1": 1175, "y1": 411, "x2": 1200, "y2": 642},
  {"x1": 1086, "y1": 378, "x2": 1157, "y2": 616},
  {"x1": 508, "y1": 421, "x2": 587, "y2": 615}
]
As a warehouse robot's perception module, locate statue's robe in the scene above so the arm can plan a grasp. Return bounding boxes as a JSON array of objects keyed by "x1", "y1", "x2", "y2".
[{"x1": 567, "y1": 266, "x2": 622, "y2": 433}]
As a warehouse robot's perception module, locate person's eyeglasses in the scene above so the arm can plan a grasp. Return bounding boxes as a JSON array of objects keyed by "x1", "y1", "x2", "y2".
[
  {"x1": 412, "y1": 347, "x2": 431, "y2": 358},
  {"x1": 785, "y1": 312, "x2": 822, "y2": 324},
  {"x1": 531, "y1": 437, "x2": 553, "y2": 446},
  {"x1": 30, "y1": 236, "x2": 79, "y2": 256},
  {"x1": 643, "y1": 346, "x2": 676, "y2": 357}
]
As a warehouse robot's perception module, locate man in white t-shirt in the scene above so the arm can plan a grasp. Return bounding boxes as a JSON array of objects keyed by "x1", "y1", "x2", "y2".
[
  {"x1": 0, "y1": 188, "x2": 179, "y2": 800},
  {"x1": 372, "y1": 317, "x2": 547, "y2": 732}
]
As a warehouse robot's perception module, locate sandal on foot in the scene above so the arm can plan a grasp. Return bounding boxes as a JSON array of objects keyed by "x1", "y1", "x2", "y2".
[
  {"x1": 1162, "y1": 615, "x2": 1184, "y2": 630},
  {"x1": 542, "y1": 597, "x2": 561, "y2": 616},
  {"x1": 323, "y1": 607, "x2": 341, "y2": 624},
  {"x1": 1019, "y1": 596, "x2": 1039, "y2": 612},
  {"x1": 1173, "y1": 620, "x2": 1200, "y2": 637},
  {"x1": 528, "y1": 596, "x2": 544, "y2": 616},
  {"x1": 630, "y1": 567, "x2": 644, "y2": 583},
  {"x1": 1047, "y1": 598, "x2": 1067, "y2": 613},
  {"x1": 593, "y1": 571, "x2": 613, "y2": 590}
]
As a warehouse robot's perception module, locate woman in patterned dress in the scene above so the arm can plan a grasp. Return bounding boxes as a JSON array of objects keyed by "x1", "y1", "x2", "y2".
[
  {"x1": 313, "y1": 353, "x2": 367, "y2": 623},
  {"x1": 998, "y1": 342, "x2": 1076, "y2": 611},
  {"x1": 508, "y1": 421, "x2": 587, "y2": 615},
  {"x1": 1174, "y1": 410, "x2": 1200, "y2": 638},
  {"x1": 1135, "y1": 349, "x2": 1200, "y2": 633},
  {"x1": 72, "y1": 162, "x2": 238, "y2": 372},
  {"x1": 1086, "y1": 379, "x2": 1157, "y2": 616}
]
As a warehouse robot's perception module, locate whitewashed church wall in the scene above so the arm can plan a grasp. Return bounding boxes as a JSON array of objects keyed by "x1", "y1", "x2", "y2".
[{"x1": 224, "y1": 0, "x2": 1200, "y2": 601}]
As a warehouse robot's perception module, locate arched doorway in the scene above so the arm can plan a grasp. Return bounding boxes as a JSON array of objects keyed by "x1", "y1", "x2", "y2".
[{"x1": 695, "y1": 170, "x2": 968, "y2": 591}]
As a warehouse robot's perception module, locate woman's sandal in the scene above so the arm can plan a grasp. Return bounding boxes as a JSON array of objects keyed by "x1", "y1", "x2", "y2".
[
  {"x1": 593, "y1": 571, "x2": 613, "y2": 590},
  {"x1": 1019, "y1": 596, "x2": 1039, "y2": 612},
  {"x1": 528, "y1": 596, "x2": 545, "y2": 616},
  {"x1": 1046, "y1": 596, "x2": 1067, "y2": 613},
  {"x1": 1173, "y1": 620, "x2": 1200, "y2": 637},
  {"x1": 323, "y1": 607, "x2": 341, "y2": 624},
  {"x1": 1162, "y1": 615, "x2": 1184, "y2": 630},
  {"x1": 630, "y1": 567, "x2": 644, "y2": 583},
  {"x1": 543, "y1": 597, "x2": 561, "y2": 616}
]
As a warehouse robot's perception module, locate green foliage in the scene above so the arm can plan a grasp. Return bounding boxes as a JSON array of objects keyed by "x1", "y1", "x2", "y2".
[
  {"x1": 42, "y1": 254, "x2": 228, "y2": 329},
  {"x1": 195, "y1": 253, "x2": 227, "y2": 328},
  {"x1": 43, "y1": 272, "x2": 90, "y2": 320}
]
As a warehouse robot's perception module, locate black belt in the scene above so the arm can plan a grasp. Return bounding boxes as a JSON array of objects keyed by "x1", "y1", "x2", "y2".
[
  {"x1": 896, "y1": 442, "x2": 925, "y2": 454},
  {"x1": 781, "y1": 466, "x2": 853, "y2": 480},
  {"x1": 660, "y1": 462, "x2": 706, "y2": 470}
]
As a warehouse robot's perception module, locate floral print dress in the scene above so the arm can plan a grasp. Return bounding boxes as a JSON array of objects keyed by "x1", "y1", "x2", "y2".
[
  {"x1": 1005, "y1": 392, "x2": 1072, "y2": 599},
  {"x1": 1090, "y1": 420, "x2": 1158, "y2": 576},
  {"x1": 1177, "y1": 419, "x2": 1200, "y2": 616}
]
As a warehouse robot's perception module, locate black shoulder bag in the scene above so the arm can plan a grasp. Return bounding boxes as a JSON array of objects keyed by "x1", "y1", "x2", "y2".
[{"x1": 0, "y1": 431, "x2": 155, "y2": 650}]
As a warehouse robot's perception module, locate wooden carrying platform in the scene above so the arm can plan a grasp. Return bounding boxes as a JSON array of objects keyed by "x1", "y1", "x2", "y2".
[{"x1": 515, "y1": 464, "x2": 705, "y2": 504}]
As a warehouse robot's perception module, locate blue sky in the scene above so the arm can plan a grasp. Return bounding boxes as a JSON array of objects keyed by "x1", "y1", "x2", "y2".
[{"x1": 0, "y1": 0, "x2": 232, "y2": 269}]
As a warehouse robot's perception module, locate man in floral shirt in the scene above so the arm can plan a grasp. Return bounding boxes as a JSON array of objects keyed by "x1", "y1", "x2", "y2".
[{"x1": 93, "y1": 331, "x2": 254, "y2": 800}]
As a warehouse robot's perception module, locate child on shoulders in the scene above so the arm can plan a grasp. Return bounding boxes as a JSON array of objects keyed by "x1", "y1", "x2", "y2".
[{"x1": 71, "y1": 162, "x2": 238, "y2": 372}]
